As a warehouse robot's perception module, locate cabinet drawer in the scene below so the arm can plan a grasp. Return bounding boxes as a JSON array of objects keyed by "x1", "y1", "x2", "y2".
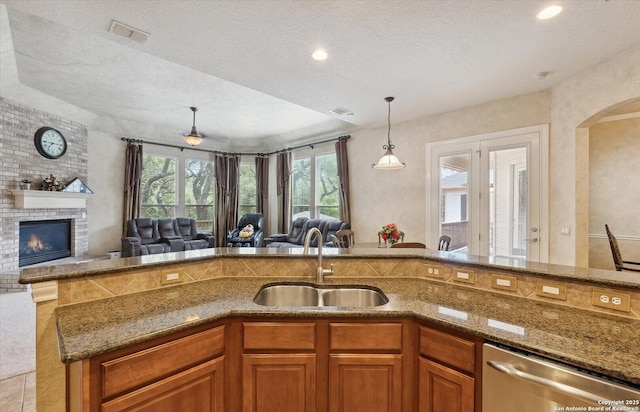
[
  {"x1": 243, "y1": 322, "x2": 316, "y2": 350},
  {"x1": 102, "y1": 325, "x2": 224, "y2": 398},
  {"x1": 419, "y1": 326, "x2": 475, "y2": 373},
  {"x1": 329, "y1": 322, "x2": 402, "y2": 351}
]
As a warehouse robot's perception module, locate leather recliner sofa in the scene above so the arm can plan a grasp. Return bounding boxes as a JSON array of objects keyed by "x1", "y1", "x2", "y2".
[
  {"x1": 265, "y1": 217, "x2": 350, "y2": 248},
  {"x1": 121, "y1": 217, "x2": 215, "y2": 257}
]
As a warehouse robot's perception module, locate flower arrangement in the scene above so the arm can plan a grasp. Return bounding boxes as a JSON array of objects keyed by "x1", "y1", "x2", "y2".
[
  {"x1": 378, "y1": 223, "x2": 404, "y2": 245},
  {"x1": 41, "y1": 174, "x2": 65, "y2": 191}
]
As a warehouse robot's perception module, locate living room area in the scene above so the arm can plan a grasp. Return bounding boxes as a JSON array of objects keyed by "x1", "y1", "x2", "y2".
[{"x1": 1, "y1": 2, "x2": 640, "y2": 286}]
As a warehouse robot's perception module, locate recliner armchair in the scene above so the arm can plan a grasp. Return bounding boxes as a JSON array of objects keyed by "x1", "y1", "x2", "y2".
[
  {"x1": 227, "y1": 213, "x2": 265, "y2": 247},
  {"x1": 175, "y1": 218, "x2": 215, "y2": 250},
  {"x1": 264, "y1": 217, "x2": 309, "y2": 247},
  {"x1": 122, "y1": 218, "x2": 173, "y2": 257}
]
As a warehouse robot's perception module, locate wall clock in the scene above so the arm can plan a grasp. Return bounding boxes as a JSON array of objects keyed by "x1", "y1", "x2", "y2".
[{"x1": 34, "y1": 127, "x2": 67, "y2": 159}]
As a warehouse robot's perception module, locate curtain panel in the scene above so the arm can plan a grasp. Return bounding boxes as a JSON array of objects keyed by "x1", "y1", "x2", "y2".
[
  {"x1": 335, "y1": 138, "x2": 351, "y2": 224},
  {"x1": 255, "y1": 156, "x2": 269, "y2": 229},
  {"x1": 276, "y1": 151, "x2": 293, "y2": 233},
  {"x1": 214, "y1": 154, "x2": 241, "y2": 247},
  {"x1": 122, "y1": 142, "x2": 143, "y2": 235}
]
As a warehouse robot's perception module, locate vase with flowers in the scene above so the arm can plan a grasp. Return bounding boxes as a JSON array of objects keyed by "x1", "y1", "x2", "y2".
[{"x1": 378, "y1": 223, "x2": 404, "y2": 247}]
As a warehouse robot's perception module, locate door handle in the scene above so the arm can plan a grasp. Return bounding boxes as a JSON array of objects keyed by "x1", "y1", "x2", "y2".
[
  {"x1": 486, "y1": 361, "x2": 604, "y2": 404},
  {"x1": 524, "y1": 238, "x2": 538, "y2": 243}
]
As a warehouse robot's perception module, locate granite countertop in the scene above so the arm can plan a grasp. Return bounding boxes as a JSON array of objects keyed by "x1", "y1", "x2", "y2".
[
  {"x1": 55, "y1": 276, "x2": 640, "y2": 386},
  {"x1": 21, "y1": 247, "x2": 640, "y2": 289}
]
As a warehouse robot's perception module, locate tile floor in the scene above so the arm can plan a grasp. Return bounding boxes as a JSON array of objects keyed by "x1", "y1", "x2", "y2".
[{"x1": 0, "y1": 290, "x2": 36, "y2": 412}]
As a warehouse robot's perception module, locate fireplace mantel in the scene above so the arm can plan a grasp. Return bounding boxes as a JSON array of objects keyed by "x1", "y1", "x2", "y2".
[{"x1": 10, "y1": 190, "x2": 91, "y2": 209}]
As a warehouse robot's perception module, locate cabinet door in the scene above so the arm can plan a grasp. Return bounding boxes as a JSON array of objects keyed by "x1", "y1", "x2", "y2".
[
  {"x1": 328, "y1": 354, "x2": 402, "y2": 412},
  {"x1": 101, "y1": 356, "x2": 224, "y2": 412},
  {"x1": 419, "y1": 358, "x2": 474, "y2": 412},
  {"x1": 242, "y1": 353, "x2": 316, "y2": 412}
]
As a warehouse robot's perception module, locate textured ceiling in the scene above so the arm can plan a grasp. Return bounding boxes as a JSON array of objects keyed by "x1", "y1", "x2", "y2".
[{"x1": 2, "y1": 0, "x2": 640, "y2": 151}]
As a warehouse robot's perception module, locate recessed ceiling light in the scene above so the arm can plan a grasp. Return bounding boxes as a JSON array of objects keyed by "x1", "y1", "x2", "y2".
[
  {"x1": 537, "y1": 5, "x2": 563, "y2": 20},
  {"x1": 312, "y1": 49, "x2": 328, "y2": 61}
]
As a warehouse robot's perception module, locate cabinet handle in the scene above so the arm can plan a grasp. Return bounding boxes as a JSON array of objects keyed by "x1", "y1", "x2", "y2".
[{"x1": 486, "y1": 361, "x2": 604, "y2": 404}]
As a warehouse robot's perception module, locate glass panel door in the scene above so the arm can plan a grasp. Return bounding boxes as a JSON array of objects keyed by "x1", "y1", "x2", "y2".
[
  {"x1": 487, "y1": 148, "x2": 528, "y2": 259},
  {"x1": 480, "y1": 132, "x2": 542, "y2": 262},
  {"x1": 439, "y1": 154, "x2": 471, "y2": 253},
  {"x1": 427, "y1": 125, "x2": 548, "y2": 262}
]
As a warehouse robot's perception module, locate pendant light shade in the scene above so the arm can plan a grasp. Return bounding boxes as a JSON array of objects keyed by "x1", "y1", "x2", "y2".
[
  {"x1": 372, "y1": 96, "x2": 405, "y2": 170},
  {"x1": 184, "y1": 106, "x2": 204, "y2": 146}
]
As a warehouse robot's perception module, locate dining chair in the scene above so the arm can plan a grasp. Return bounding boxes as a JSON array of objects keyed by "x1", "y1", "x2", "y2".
[
  {"x1": 438, "y1": 235, "x2": 451, "y2": 251},
  {"x1": 605, "y1": 224, "x2": 640, "y2": 272},
  {"x1": 332, "y1": 229, "x2": 355, "y2": 248},
  {"x1": 390, "y1": 242, "x2": 426, "y2": 249}
]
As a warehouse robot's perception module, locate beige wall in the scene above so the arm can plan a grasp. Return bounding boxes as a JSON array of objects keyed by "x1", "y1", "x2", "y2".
[
  {"x1": 588, "y1": 116, "x2": 640, "y2": 270},
  {"x1": 551, "y1": 45, "x2": 640, "y2": 266},
  {"x1": 87, "y1": 131, "x2": 126, "y2": 255},
  {"x1": 347, "y1": 91, "x2": 550, "y2": 247}
]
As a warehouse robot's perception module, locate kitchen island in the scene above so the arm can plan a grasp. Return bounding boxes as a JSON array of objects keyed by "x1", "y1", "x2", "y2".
[{"x1": 19, "y1": 247, "x2": 640, "y2": 411}]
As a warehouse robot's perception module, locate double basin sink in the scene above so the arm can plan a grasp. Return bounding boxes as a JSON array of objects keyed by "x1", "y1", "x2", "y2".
[{"x1": 253, "y1": 282, "x2": 388, "y2": 308}]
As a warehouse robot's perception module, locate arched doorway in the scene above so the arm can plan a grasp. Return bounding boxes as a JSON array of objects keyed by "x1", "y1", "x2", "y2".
[{"x1": 577, "y1": 98, "x2": 640, "y2": 269}]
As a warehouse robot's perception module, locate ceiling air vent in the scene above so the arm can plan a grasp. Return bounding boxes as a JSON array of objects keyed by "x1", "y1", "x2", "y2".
[
  {"x1": 108, "y1": 20, "x2": 150, "y2": 45},
  {"x1": 329, "y1": 107, "x2": 353, "y2": 116}
]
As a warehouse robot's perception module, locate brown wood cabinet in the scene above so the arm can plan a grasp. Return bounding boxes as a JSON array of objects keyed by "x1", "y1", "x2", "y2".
[
  {"x1": 102, "y1": 357, "x2": 224, "y2": 412},
  {"x1": 68, "y1": 317, "x2": 480, "y2": 412},
  {"x1": 329, "y1": 354, "x2": 402, "y2": 412},
  {"x1": 241, "y1": 322, "x2": 317, "y2": 412},
  {"x1": 67, "y1": 324, "x2": 225, "y2": 412},
  {"x1": 418, "y1": 325, "x2": 480, "y2": 412},
  {"x1": 328, "y1": 322, "x2": 405, "y2": 412}
]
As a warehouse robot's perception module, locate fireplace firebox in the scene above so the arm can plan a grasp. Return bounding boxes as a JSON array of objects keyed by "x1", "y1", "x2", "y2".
[{"x1": 19, "y1": 219, "x2": 72, "y2": 267}]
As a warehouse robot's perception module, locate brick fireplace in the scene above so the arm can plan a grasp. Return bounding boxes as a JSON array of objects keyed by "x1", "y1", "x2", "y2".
[{"x1": 0, "y1": 96, "x2": 89, "y2": 292}]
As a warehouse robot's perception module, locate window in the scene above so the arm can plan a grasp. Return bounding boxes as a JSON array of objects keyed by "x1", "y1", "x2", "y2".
[
  {"x1": 141, "y1": 154, "x2": 177, "y2": 218},
  {"x1": 141, "y1": 153, "x2": 214, "y2": 230},
  {"x1": 238, "y1": 162, "x2": 257, "y2": 215},
  {"x1": 185, "y1": 158, "x2": 215, "y2": 229},
  {"x1": 292, "y1": 151, "x2": 340, "y2": 220},
  {"x1": 292, "y1": 157, "x2": 311, "y2": 218}
]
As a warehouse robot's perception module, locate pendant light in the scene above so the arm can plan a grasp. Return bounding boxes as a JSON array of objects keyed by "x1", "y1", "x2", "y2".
[
  {"x1": 184, "y1": 106, "x2": 204, "y2": 146},
  {"x1": 372, "y1": 96, "x2": 405, "y2": 170}
]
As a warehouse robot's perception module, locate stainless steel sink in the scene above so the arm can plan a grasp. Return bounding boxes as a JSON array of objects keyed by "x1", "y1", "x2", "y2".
[
  {"x1": 253, "y1": 283, "x2": 388, "y2": 307},
  {"x1": 252, "y1": 284, "x2": 320, "y2": 307},
  {"x1": 321, "y1": 288, "x2": 388, "y2": 307}
]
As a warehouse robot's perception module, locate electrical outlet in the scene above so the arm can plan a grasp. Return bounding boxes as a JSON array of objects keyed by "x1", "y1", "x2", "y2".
[
  {"x1": 453, "y1": 268, "x2": 475, "y2": 284},
  {"x1": 424, "y1": 264, "x2": 444, "y2": 279},
  {"x1": 490, "y1": 274, "x2": 517, "y2": 292},
  {"x1": 591, "y1": 290, "x2": 631, "y2": 312},
  {"x1": 535, "y1": 281, "x2": 567, "y2": 301},
  {"x1": 161, "y1": 269, "x2": 185, "y2": 285}
]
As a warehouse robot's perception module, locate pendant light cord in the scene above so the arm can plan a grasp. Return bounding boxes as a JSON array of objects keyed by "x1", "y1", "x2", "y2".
[{"x1": 386, "y1": 97, "x2": 394, "y2": 150}]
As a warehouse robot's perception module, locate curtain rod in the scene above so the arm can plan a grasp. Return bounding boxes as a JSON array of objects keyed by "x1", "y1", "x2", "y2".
[{"x1": 120, "y1": 134, "x2": 350, "y2": 156}]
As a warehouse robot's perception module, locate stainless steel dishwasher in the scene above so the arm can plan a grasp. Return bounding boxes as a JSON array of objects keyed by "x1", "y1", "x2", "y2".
[{"x1": 483, "y1": 343, "x2": 640, "y2": 412}]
